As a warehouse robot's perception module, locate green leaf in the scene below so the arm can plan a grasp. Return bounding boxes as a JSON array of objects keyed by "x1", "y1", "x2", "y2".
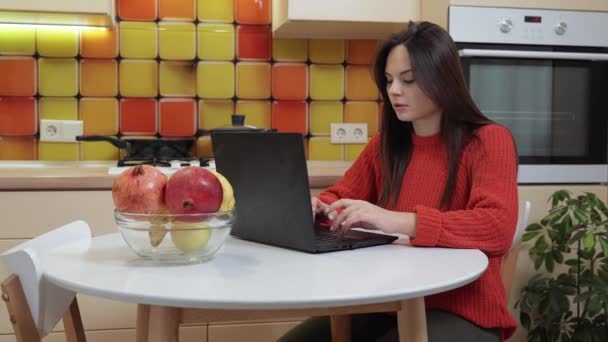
[
  {"x1": 600, "y1": 237, "x2": 608, "y2": 258},
  {"x1": 583, "y1": 232, "x2": 596, "y2": 251},
  {"x1": 526, "y1": 223, "x2": 543, "y2": 232},
  {"x1": 562, "y1": 214, "x2": 574, "y2": 235},
  {"x1": 571, "y1": 229, "x2": 587, "y2": 243},
  {"x1": 523, "y1": 231, "x2": 541, "y2": 242},
  {"x1": 574, "y1": 207, "x2": 590, "y2": 225},
  {"x1": 552, "y1": 249, "x2": 564, "y2": 263},
  {"x1": 535, "y1": 235, "x2": 549, "y2": 252},
  {"x1": 587, "y1": 294, "x2": 602, "y2": 317},
  {"x1": 546, "y1": 253, "x2": 555, "y2": 272},
  {"x1": 534, "y1": 255, "x2": 544, "y2": 270},
  {"x1": 520, "y1": 311, "x2": 531, "y2": 329},
  {"x1": 542, "y1": 207, "x2": 569, "y2": 226}
]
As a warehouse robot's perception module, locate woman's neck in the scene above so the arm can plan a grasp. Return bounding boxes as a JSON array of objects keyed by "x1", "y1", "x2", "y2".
[{"x1": 412, "y1": 111, "x2": 442, "y2": 136}]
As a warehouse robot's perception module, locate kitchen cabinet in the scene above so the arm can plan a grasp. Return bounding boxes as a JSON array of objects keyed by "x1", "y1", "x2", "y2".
[
  {"x1": 450, "y1": 0, "x2": 608, "y2": 12},
  {"x1": 0, "y1": 0, "x2": 115, "y2": 27},
  {"x1": 272, "y1": 0, "x2": 420, "y2": 39}
]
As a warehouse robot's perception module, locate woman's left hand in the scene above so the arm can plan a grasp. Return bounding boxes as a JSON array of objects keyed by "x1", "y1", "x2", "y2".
[{"x1": 325, "y1": 199, "x2": 416, "y2": 236}]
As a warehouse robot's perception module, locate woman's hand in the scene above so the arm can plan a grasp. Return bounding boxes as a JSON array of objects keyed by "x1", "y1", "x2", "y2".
[
  {"x1": 311, "y1": 196, "x2": 329, "y2": 220},
  {"x1": 325, "y1": 199, "x2": 417, "y2": 236}
]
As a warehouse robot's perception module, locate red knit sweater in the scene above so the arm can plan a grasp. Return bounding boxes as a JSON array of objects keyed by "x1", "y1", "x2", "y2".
[{"x1": 318, "y1": 124, "x2": 519, "y2": 340}]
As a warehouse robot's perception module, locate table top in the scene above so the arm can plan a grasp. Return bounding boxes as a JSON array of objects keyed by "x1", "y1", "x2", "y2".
[{"x1": 42, "y1": 234, "x2": 488, "y2": 310}]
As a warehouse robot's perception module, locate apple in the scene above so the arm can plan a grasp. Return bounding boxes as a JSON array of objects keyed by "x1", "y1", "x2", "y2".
[
  {"x1": 165, "y1": 167, "x2": 223, "y2": 220},
  {"x1": 170, "y1": 221, "x2": 211, "y2": 253}
]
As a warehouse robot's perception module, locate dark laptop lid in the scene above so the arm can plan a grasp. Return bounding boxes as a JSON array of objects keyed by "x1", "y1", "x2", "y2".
[{"x1": 211, "y1": 132, "x2": 318, "y2": 252}]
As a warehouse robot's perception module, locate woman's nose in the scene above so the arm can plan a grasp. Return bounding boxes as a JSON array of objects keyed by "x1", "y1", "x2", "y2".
[{"x1": 388, "y1": 82, "x2": 400, "y2": 95}]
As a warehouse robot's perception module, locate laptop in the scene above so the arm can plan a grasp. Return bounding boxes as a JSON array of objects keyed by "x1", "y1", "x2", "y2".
[{"x1": 211, "y1": 132, "x2": 398, "y2": 253}]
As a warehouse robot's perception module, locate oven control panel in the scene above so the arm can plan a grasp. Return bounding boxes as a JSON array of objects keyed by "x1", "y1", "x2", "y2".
[{"x1": 449, "y1": 6, "x2": 608, "y2": 47}]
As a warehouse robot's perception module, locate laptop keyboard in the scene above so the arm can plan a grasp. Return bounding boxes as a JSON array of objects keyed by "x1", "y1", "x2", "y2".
[{"x1": 314, "y1": 229, "x2": 357, "y2": 245}]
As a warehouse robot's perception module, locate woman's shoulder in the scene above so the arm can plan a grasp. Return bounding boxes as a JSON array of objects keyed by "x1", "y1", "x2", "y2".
[
  {"x1": 473, "y1": 123, "x2": 513, "y2": 141},
  {"x1": 464, "y1": 123, "x2": 516, "y2": 156}
]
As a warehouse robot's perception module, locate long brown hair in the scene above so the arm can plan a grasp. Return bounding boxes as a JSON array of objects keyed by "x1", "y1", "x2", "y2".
[{"x1": 373, "y1": 21, "x2": 493, "y2": 209}]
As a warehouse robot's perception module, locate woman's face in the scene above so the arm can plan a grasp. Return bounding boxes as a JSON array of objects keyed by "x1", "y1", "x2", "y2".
[{"x1": 385, "y1": 45, "x2": 442, "y2": 135}]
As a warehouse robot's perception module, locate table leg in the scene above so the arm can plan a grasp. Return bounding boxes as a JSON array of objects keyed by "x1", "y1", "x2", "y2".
[
  {"x1": 147, "y1": 306, "x2": 180, "y2": 342},
  {"x1": 136, "y1": 304, "x2": 150, "y2": 342},
  {"x1": 397, "y1": 298, "x2": 428, "y2": 342},
  {"x1": 330, "y1": 315, "x2": 352, "y2": 342}
]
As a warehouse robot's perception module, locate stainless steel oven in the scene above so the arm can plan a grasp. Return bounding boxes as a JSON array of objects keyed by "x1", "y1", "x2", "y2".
[{"x1": 449, "y1": 6, "x2": 608, "y2": 184}]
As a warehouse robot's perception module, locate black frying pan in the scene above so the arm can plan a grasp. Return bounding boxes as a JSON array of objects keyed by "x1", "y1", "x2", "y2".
[{"x1": 75, "y1": 135, "x2": 196, "y2": 159}]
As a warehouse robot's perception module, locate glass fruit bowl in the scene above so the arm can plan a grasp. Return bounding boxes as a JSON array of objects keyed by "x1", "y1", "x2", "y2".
[{"x1": 114, "y1": 209, "x2": 234, "y2": 264}]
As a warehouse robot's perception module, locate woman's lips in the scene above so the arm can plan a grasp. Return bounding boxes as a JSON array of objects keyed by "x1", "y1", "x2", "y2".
[{"x1": 393, "y1": 104, "x2": 409, "y2": 110}]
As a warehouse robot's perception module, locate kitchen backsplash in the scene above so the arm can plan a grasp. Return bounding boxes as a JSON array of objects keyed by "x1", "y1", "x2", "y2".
[{"x1": 0, "y1": 0, "x2": 381, "y2": 161}]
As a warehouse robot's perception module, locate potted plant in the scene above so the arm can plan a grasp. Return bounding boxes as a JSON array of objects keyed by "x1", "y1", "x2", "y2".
[{"x1": 516, "y1": 190, "x2": 608, "y2": 341}]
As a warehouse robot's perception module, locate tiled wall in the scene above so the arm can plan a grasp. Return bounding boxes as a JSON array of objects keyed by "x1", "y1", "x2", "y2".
[{"x1": 0, "y1": 0, "x2": 381, "y2": 162}]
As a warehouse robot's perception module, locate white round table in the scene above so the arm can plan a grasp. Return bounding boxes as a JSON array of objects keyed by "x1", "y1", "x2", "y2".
[{"x1": 42, "y1": 234, "x2": 488, "y2": 342}]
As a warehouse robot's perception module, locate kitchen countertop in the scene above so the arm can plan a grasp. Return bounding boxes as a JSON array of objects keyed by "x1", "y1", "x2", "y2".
[{"x1": 0, "y1": 161, "x2": 353, "y2": 191}]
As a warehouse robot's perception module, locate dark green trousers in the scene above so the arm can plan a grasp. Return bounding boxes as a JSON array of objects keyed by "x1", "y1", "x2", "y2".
[{"x1": 278, "y1": 310, "x2": 500, "y2": 342}]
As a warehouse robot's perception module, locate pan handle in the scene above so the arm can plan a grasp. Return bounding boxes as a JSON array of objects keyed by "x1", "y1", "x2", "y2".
[{"x1": 75, "y1": 135, "x2": 129, "y2": 149}]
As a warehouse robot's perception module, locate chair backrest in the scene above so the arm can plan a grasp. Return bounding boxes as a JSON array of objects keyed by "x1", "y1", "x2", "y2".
[
  {"x1": 510, "y1": 200, "x2": 531, "y2": 252},
  {"x1": 1, "y1": 221, "x2": 91, "y2": 337}
]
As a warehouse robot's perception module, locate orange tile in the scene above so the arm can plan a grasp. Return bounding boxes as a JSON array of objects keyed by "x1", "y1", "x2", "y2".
[
  {"x1": 80, "y1": 29, "x2": 118, "y2": 59},
  {"x1": 79, "y1": 98, "x2": 118, "y2": 135},
  {"x1": 235, "y1": 62, "x2": 271, "y2": 99},
  {"x1": 272, "y1": 63, "x2": 307, "y2": 100},
  {"x1": 236, "y1": 25, "x2": 271, "y2": 61},
  {"x1": 345, "y1": 65, "x2": 378, "y2": 101},
  {"x1": 344, "y1": 101, "x2": 379, "y2": 135},
  {"x1": 159, "y1": 0, "x2": 196, "y2": 21},
  {"x1": 0, "y1": 97, "x2": 37, "y2": 135},
  {"x1": 0, "y1": 57, "x2": 36, "y2": 96},
  {"x1": 119, "y1": 98, "x2": 158, "y2": 135},
  {"x1": 118, "y1": 0, "x2": 157, "y2": 21},
  {"x1": 159, "y1": 99, "x2": 197, "y2": 137},
  {"x1": 80, "y1": 59, "x2": 118, "y2": 97},
  {"x1": 234, "y1": 0, "x2": 271, "y2": 24},
  {"x1": 346, "y1": 40, "x2": 379, "y2": 65},
  {"x1": 271, "y1": 100, "x2": 308, "y2": 134},
  {"x1": 0, "y1": 136, "x2": 37, "y2": 160}
]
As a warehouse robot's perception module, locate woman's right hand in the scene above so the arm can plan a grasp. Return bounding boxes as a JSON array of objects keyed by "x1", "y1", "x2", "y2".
[{"x1": 311, "y1": 196, "x2": 329, "y2": 220}]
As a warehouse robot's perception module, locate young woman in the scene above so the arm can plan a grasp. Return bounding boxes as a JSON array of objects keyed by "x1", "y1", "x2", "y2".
[{"x1": 279, "y1": 21, "x2": 519, "y2": 342}]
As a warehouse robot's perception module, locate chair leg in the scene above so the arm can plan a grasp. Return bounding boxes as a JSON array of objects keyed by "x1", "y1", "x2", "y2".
[
  {"x1": 1, "y1": 274, "x2": 42, "y2": 342},
  {"x1": 148, "y1": 306, "x2": 180, "y2": 342},
  {"x1": 63, "y1": 297, "x2": 87, "y2": 342},
  {"x1": 136, "y1": 304, "x2": 151, "y2": 342},
  {"x1": 330, "y1": 315, "x2": 351, "y2": 342}
]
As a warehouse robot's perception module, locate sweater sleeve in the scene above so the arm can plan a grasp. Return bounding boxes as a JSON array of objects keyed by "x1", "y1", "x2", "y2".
[
  {"x1": 410, "y1": 125, "x2": 519, "y2": 257},
  {"x1": 317, "y1": 134, "x2": 380, "y2": 205}
]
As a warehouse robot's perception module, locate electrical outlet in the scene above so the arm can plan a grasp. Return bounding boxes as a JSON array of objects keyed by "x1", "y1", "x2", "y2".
[
  {"x1": 40, "y1": 120, "x2": 83, "y2": 142},
  {"x1": 330, "y1": 123, "x2": 368, "y2": 144}
]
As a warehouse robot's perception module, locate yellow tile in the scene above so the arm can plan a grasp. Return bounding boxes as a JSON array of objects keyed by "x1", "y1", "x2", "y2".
[
  {"x1": 119, "y1": 60, "x2": 158, "y2": 97},
  {"x1": 159, "y1": 61, "x2": 197, "y2": 97},
  {"x1": 199, "y1": 99, "x2": 233, "y2": 129},
  {"x1": 345, "y1": 142, "x2": 368, "y2": 161},
  {"x1": 38, "y1": 58, "x2": 78, "y2": 97},
  {"x1": 198, "y1": 0, "x2": 233, "y2": 22},
  {"x1": 344, "y1": 101, "x2": 379, "y2": 135},
  {"x1": 236, "y1": 62, "x2": 271, "y2": 100},
  {"x1": 195, "y1": 136, "x2": 213, "y2": 157},
  {"x1": 197, "y1": 61, "x2": 234, "y2": 99},
  {"x1": 81, "y1": 140, "x2": 120, "y2": 160},
  {"x1": 345, "y1": 65, "x2": 378, "y2": 101},
  {"x1": 38, "y1": 142, "x2": 79, "y2": 161},
  {"x1": 0, "y1": 26, "x2": 36, "y2": 55},
  {"x1": 159, "y1": 22, "x2": 196, "y2": 60},
  {"x1": 309, "y1": 64, "x2": 344, "y2": 100},
  {"x1": 39, "y1": 97, "x2": 78, "y2": 120},
  {"x1": 197, "y1": 23, "x2": 234, "y2": 61},
  {"x1": 80, "y1": 59, "x2": 118, "y2": 97},
  {"x1": 79, "y1": 98, "x2": 118, "y2": 135},
  {"x1": 272, "y1": 39, "x2": 308, "y2": 62},
  {"x1": 309, "y1": 101, "x2": 343, "y2": 135},
  {"x1": 235, "y1": 100, "x2": 271, "y2": 129},
  {"x1": 119, "y1": 22, "x2": 158, "y2": 59},
  {"x1": 308, "y1": 137, "x2": 343, "y2": 160},
  {"x1": 309, "y1": 39, "x2": 344, "y2": 64},
  {"x1": 36, "y1": 27, "x2": 78, "y2": 57}
]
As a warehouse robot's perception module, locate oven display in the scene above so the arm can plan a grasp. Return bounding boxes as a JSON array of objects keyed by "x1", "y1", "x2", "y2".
[{"x1": 524, "y1": 16, "x2": 542, "y2": 23}]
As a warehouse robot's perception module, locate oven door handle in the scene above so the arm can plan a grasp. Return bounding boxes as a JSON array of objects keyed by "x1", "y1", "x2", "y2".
[{"x1": 459, "y1": 49, "x2": 608, "y2": 61}]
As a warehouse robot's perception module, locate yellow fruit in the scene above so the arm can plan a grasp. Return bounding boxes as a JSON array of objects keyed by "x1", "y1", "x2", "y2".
[
  {"x1": 170, "y1": 221, "x2": 211, "y2": 253},
  {"x1": 208, "y1": 169, "x2": 235, "y2": 211}
]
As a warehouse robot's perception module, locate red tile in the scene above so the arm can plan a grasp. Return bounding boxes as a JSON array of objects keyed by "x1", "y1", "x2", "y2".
[
  {"x1": 0, "y1": 97, "x2": 37, "y2": 135},
  {"x1": 119, "y1": 98, "x2": 157, "y2": 135},
  {"x1": 0, "y1": 57, "x2": 36, "y2": 96},
  {"x1": 235, "y1": 0, "x2": 271, "y2": 24},
  {"x1": 159, "y1": 99, "x2": 197, "y2": 137},
  {"x1": 0, "y1": 136, "x2": 37, "y2": 160},
  {"x1": 346, "y1": 40, "x2": 379, "y2": 65},
  {"x1": 236, "y1": 25, "x2": 271, "y2": 61},
  {"x1": 272, "y1": 63, "x2": 307, "y2": 100},
  {"x1": 272, "y1": 100, "x2": 308, "y2": 134},
  {"x1": 118, "y1": 0, "x2": 157, "y2": 21}
]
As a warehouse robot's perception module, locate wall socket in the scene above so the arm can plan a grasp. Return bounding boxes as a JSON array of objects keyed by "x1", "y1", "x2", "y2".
[
  {"x1": 330, "y1": 123, "x2": 368, "y2": 144},
  {"x1": 39, "y1": 120, "x2": 83, "y2": 142}
]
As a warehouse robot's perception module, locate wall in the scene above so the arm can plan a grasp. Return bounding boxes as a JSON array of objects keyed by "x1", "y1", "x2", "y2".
[{"x1": 0, "y1": 0, "x2": 381, "y2": 162}]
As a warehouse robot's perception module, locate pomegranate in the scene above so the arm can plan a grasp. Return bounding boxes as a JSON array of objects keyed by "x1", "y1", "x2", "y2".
[
  {"x1": 165, "y1": 167, "x2": 223, "y2": 219},
  {"x1": 112, "y1": 165, "x2": 167, "y2": 214}
]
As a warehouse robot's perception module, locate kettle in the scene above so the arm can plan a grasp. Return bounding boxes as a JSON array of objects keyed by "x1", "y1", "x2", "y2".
[{"x1": 197, "y1": 114, "x2": 274, "y2": 136}]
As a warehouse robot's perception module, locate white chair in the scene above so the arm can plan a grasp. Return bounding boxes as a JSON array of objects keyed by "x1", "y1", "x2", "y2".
[
  {"x1": 501, "y1": 200, "x2": 532, "y2": 299},
  {"x1": 1, "y1": 220, "x2": 91, "y2": 342}
]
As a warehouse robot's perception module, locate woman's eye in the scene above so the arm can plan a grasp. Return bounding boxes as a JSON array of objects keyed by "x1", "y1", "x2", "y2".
[
  {"x1": 402, "y1": 79, "x2": 415, "y2": 84},
  {"x1": 386, "y1": 79, "x2": 393, "y2": 84}
]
